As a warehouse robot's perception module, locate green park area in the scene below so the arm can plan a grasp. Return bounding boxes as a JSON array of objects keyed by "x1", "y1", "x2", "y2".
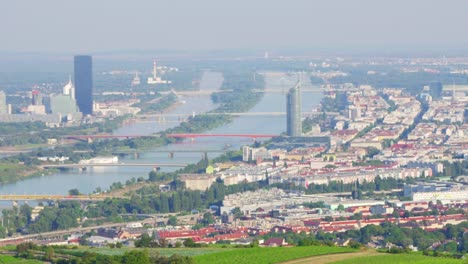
[
  {"x1": 331, "y1": 254, "x2": 465, "y2": 264},
  {"x1": 192, "y1": 246, "x2": 356, "y2": 264},
  {"x1": 0, "y1": 255, "x2": 42, "y2": 264}
]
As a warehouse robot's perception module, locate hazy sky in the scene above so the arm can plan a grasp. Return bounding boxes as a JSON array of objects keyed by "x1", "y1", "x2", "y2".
[{"x1": 2, "y1": 0, "x2": 468, "y2": 53}]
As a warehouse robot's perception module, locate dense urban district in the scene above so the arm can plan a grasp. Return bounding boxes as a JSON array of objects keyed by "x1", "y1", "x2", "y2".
[{"x1": 0, "y1": 54, "x2": 467, "y2": 263}]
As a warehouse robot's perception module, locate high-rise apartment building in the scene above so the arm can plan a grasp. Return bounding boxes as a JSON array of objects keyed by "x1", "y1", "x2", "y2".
[
  {"x1": 286, "y1": 82, "x2": 302, "y2": 137},
  {"x1": 74, "y1": 55, "x2": 93, "y2": 115},
  {"x1": 0, "y1": 91, "x2": 7, "y2": 114}
]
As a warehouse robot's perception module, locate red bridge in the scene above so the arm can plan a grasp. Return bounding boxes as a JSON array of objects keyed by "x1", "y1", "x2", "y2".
[{"x1": 166, "y1": 134, "x2": 277, "y2": 139}]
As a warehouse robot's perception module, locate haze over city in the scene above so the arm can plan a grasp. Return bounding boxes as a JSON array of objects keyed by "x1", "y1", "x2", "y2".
[
  {"x1": 0, "y1": 1, "x2": 467, "y2": 264},
  {"x1": 2, "y1": 0, "x2": 468, "y2": 53}
]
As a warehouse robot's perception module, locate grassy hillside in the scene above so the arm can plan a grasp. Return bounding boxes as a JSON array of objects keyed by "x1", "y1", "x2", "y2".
[
  {"x1": 332, "y1": 254, "x2": 465, "y2": 264},
  {"x1": 0, "y1": 255, "x2": 42, "y2": 263},
  {"x1": 193, "y1": 246, "x2": 356, "y2": 264},
  {"x1": 58, "y1": 246, "x2": 232, "y2": 257}
]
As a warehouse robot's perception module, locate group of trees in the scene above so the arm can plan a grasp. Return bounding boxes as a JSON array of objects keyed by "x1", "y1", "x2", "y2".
[
  {"x1": 29, "y1": 201, "x2": 81, "y2": 233},
  {"x1": 0, "y1": 201, "x2": 81, "y2": 237},
  {"x1": 133, "y1": 93, "x2": 177, "y2": 114},
  {"x1": 270, "y1": 176, "x2": 402, "y2": 195},
  {"x1": 442, "y1": 160, "x2": 467, "y2": 178},
  {"x1": 320, "y1": 92, "x2": 348, "y2": 112},
  {"x1": 339, "y1": 222, "x2": 468, "y2": 254},
  {"x1": 211, "y1": 71, "x2": 265, "y2": 113},
  {"x1": 260, "y1": 221, "x2": 468, "y2": 254},
  {"x1": 15, "y1": 242, "x2": 194, "y2": 264}
]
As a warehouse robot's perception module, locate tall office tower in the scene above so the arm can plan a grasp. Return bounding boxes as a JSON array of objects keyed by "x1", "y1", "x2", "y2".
[
  {"x1": 74, "y1": 55, "x2": 93, "y2": 115},
  {"x1": 0, "y1": 91, "x2": 7, "y2": 114},
  {"x1": 429, "y1": 82, "x2": 443, "y2": 99},
  {"x1": 286, "y1": 82, "x2": 302, "y2": 137}
]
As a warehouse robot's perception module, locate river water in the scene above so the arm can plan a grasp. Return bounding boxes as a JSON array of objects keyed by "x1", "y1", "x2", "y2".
[{"x1": 0, "y1": 72, "x2": 323, "y2": 196}]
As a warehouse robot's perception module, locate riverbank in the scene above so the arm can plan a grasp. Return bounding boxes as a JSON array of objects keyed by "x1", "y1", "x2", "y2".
[
  {"x1": 0, "y1": 71, "x2": 264, "y2": 187},
  {"x1": 0, "y1": 162, "x2": 60, "y2": 185}
]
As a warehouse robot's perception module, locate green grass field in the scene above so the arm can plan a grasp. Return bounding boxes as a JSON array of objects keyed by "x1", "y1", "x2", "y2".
[
  {"x1": 0, "y1": 255, "x2": 42, "y2": 264},
  {"x1": 193, "y1": 246, "x2": 356, "y2": 264},
  {"x1": 59, "y1": 246, "x2": 233, "y2": 257},
  {"x1": 331, "y1": 254, "x2": 465, "y2": 264}
]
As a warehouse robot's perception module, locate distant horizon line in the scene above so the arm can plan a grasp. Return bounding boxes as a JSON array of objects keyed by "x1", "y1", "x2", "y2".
[{"x1": 1, "y1": 45, "x2": 468, "y2": 57}]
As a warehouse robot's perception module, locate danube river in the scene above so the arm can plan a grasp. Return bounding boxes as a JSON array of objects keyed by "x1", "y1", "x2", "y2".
[{"x1": 0, "y1": 72, "x2": 323, "y2": 196}]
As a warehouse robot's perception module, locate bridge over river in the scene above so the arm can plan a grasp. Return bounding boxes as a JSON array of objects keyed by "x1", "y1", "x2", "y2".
[
  {"x1": 137, "y1": 111, "x2": 339, "y2": 119},
  {"x1": 0, "y1": 194, "x2": 128, "y2": 201},
  {"x1": 41, "y1": 162, "x2": 188, "y2": 169}
]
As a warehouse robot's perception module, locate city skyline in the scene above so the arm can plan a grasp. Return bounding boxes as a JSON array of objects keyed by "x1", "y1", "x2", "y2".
[{"x1": 0, "y1": 1, "x2": 467, "y2": 261}]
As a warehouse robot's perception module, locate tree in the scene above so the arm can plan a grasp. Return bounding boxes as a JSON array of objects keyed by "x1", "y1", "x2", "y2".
[
  {"x1": 232, "y1": 207, "x2": 242, "y2": 219},
  {"x1": 250, "y1": 239, "x2": 259, "y2": 247},
  {"x1": 350, "y1": 213, "x2": 363, "y2": 220},
  {"x1": 135, "y1": 233, "x2": 152, "y2": 248},
  {"x1": 168, "y1": 216, "x2": 178, "y2": 226},
  {"x1": 148, "y1": 171, "x2": 158, "y2": 182},
  {"x1": 121, "y1": 250, "x2": 150, "y2": 264},
  {"x1": 68, "y1": 188, "x2": 80, "y2": 196},
  {"x1": 45, "y1": 247, "x2": 54, "y2": 261},
  {"x1": 337, "y1": 204, "x2": 345, "y2": 212},
  {"x1": 184, "y1": 238, "x2": 197, "y2": 248},
  {"x1": 201, "y1": 212, "x2": 214, "y2": 226}
]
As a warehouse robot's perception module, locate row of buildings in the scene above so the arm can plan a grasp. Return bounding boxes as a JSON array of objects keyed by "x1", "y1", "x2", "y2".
[{"x1": 0, "y1": 56, "x2": 92, "y2": 126}]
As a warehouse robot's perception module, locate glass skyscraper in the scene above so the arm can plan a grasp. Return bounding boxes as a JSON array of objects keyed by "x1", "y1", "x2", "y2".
[
  {"x1": 286, "y1": 82, "x2": 302, "y2": 137},
  {"x1": 74, "y1": 55, "x2": 93, "y2": 115}
]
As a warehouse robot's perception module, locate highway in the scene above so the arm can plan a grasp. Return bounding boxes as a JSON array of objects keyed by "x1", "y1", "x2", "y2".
[{"x1": 0, "y1": 219, "x2": 155, "y2": 245}]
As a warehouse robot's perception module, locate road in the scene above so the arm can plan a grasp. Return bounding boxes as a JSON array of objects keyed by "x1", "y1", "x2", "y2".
[{"x1": 0, "y1": 213, "x2": 178, "y2": 245}]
